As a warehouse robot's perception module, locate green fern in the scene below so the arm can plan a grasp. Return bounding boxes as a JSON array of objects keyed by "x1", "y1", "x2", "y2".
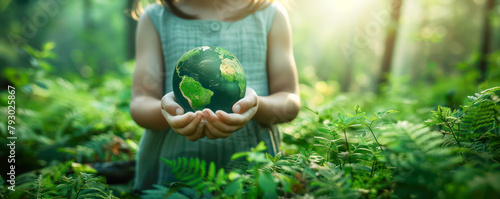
[
  {"x1": 23, "y1": 175, "x2": 56, "y2": 199},
  {"x1": 163, "y1": 157, "x2": 227, "y2": 194},
  {"x1": 461, "y1": 96, "x2": 498, "y2": 139},
  {"x1": 311, "y1": 169, "x2": 360, "y2": 198},
  {"x1": 58, "y1": 132, "x2": 115, "y2": 162},
  {"x1": 0, "y1": 176, "x2": 6, "y2": 199},
  {"x1": 315, "y1": 123, "x2": 342, "y2": 163},
  {"x1": 425, "y1": 87, "x2": 499, "y2": 159},
  {"x1": 55, "y1": 172, "x2": 118, "y2": 199},
  {"x1": 381, "y1": 121, "x2": 462, "y2": 198},
  {"x1": 355, "y1": 104, "x2": 398, "y2": 151},
  {"x1": 142, "y1": 184, "x2": 193, "y2": 199}
]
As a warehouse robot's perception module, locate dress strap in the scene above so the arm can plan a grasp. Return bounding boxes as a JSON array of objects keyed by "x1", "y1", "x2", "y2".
[
  {"x1": 254, "y1": 1, "x2": 279, "y2": 34},
  {"x1": 144, "y1": 4, "x2": 165, "y2": 33}
]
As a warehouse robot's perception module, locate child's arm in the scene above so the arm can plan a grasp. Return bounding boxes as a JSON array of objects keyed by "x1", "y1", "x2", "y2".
[
  {"x1": 130, "y1": 13, "x2": 168, "y2": 131},
  {"x1": 200, "y1": 5, "x2": 300, "y2": 139},
  {"x1": 254, "y1": 3, "x2": 300, "y2": 125},
  {"x1": 130, "y1": 13, "x2": 205, "y2": 141}
]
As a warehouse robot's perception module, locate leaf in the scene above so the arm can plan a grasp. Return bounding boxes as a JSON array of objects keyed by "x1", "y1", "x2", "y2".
[
  {"x1": 317, "y1": 126, "x2": 332, "y2": 135},
  {"x1": 353, "y1": 147, "x2": 373, "y2": 154},
  {"x1": 253, "y1": 141, "x2": 268, "y2": 152},
  {"x1": 207, "y1": 162, "x2": 216, "y2": 181},
  {"x1": 344, "y1": 116, "x2": 358, "y2": 125},
  {"x1": 0, "y1": 0, "x2": 12, "y2": 11},
  {"x1": 224, "y1": 179, "x2": 242, "y2": 196},
  {"x1": 248, "y1": 152, "x2": 269, "y2": 163},
  {"x1": 351, "y1": 164, "x2": 371, "y2": 173},
  {"x1": 314, "y1": 136, "x2": 330, "y2": 142},
  {"x1": 314, "y1": 144, "x2": 328, "y2": 148},
  {"x1": 24, "y1": 45, "x2": 41, "y2": 58},
  {"x1": 266, "y1": 153, "x2": 274, "y2": 162},
  {"x1": 231, "y1": 152, "x2": 249, "y2": 160},
  {"x1": 274, "y1": 152, "x2": 282, "y2": 162},
  {"x1": 2, "y1": 67, "x2": 29, "y2": 87},
  {"x1": 258, "y1": 172, "x2": 278, "y2": 198},
  {"x1": 480, "y1": 86, "x2": 500, "y2": 95},
  {"x1": 71, "y1": 163, "x2": 97, "y2": 174},
  {"x1": 277, "y1": 174, "x2": 293, "y2": 193},
  {"x1": 43, "y1": 42, "x2": 55, "y2": 52},
  {"x1": 354, "y1": 104, "x2": 361, "y2": 114},
  {"x1": 305, "y1": 107, "x2": 319, "y2": 115},
  {"x1": 142, "y1": 184, "x2": 174, "y2": 199},
  {"x1": 338, "y1": 113, "x2": 344, "y2": 122},
  {"x1": 215, "y1": 168, "x2": 226, "y2": 185}
]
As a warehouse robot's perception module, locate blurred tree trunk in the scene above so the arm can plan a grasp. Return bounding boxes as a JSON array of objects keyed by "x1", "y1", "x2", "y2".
[
  {"x1": 478, "y1": 0, "x2": 496, "y2": 83},
  {"x1": 126, "y1": 0, "x2": 137, "y2": 60},
  {"x1": 83, "y1": 0, "x2": 93, "y2": 29},
  {"x1": 83, "y1": 0, "x2": 99, "y2": 75},
  {"x1": 341, "y1": 2, "x2": 362, "y2": 92},
  {"x1": 377, "y1": 0, "x2": 403, "y2": 93}
]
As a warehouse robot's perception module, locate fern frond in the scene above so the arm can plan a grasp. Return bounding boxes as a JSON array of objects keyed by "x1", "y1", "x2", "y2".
[
  {"x1": 22, "y1": 175, "x2": 54, "y2": 199},
  {"x1": 461, "y1": 100, "x2": 497, "y2": 139},
  {"x1": 311, "y1": 169, "x2": 360, "y2": 198},
  {"x1": 142, "y1": 184, "x2": 171, "y2": 199},
  {"x1": 380, "y1": 121, "x2": 463, "y2": 198},
  {"x1": 163, "y1": 158, "x2": 227, "y2": 194}
]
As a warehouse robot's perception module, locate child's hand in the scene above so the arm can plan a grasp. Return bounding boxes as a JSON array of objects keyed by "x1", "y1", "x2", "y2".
[
  {"x1": 202, "y1": 88, "x2": 259, "y2": 139},
  {"x1": 161, "y1": 92, "x2": 206, "y2": 141}
]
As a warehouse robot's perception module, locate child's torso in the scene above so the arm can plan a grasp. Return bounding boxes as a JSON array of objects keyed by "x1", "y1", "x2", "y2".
[{"x1": 145, "y1": 3, "x2": 278, "y2": 97}]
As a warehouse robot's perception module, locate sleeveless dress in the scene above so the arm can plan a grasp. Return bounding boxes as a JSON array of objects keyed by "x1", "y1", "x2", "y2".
[{"x1": 134, "y1": 2, "x2": 281, "y2": 191}]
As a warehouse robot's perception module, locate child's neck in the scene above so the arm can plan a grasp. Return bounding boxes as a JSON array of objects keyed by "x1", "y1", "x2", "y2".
[{"x1": 176, "y1": 0, "x2": 251, "y2": 21}]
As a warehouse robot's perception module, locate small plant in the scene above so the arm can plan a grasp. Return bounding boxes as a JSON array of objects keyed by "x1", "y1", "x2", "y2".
[
  {"x1": 354, "y1": 104, "x2": 398, "y2": 151},
  {"x1": 162, "y1": 157, "x2": 227, "y2": 196},
  {"x1": 55, "y1": 173, "x2": 118, "y2": 198},
  {"x1": 21, "y1": 171, "x2": 118, "y2": 199}
]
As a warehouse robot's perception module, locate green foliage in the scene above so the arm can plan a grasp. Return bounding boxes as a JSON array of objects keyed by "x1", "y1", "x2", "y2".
[
  {"x1": 1, "y1": 1, "x2": 499, "y2": 197},
  {"x1": 142, "y1": 184, "x2": 190, "y2": 199},
  {"x1": 0, "y1": 161, "x2": 120, "y2": 198},
  {"x1": 0, "y1": 176, "x2": 7, "y2": 198},
  {"x1": 142, "y1": 86, "x2": 500, "y2": 199},
  {"x1": 1, "y1": 38, "x2": 499, "y2": 198},
  {"x1": 2, "y1": 80, "x2": 498, "y2": 198},
  {"x1": 54, "y1": 173, "x2": 117, "y2": 199},
  {"x1": 0, "y1": 43, "x2": 139, "y2": 174},
  {"x1": 460, "y1": 87, "x2": 500, "y2": 139},
  {"x1": 381, "y1": 122, "x2": 461, "y2": 197},
  {"x1": 0, "y1": 42, "x2": 140, "y2": 198},
  {"x1": 163, "y1": 157, "x2": 227, "y2": 194},
  {"x1": 21, "y1": 172, "x2": 118, "y2": 199}
]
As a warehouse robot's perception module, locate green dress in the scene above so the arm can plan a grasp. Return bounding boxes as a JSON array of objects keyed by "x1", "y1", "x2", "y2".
[{"x1": 134, "y1": 2, "x2": 281, "y2": 191}]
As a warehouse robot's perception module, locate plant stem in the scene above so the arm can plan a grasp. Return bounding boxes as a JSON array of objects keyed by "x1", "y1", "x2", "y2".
[
  {"x1": 447, "y1": 123, "x2": 461, "y2": 148},
  {"x1": 441, "y1": 115, "x2": 461, "y2": 148},
  {"x1": 75, "y1": 179, "x2": 87, "y2": 199},
  {"x1": 326, "y1": 142, "x2": 334, "y2": 162},
  {"x1": 343, "y1": 129, "x2": 351, "y2": 164},
  {"x1": 253, "y1": 166, "x2": 260, "y2": 197},
  {"x1": 478, "y1": 125, "x2": 498, "y2": 140},
  {"x1": 441, "y1": 115, "x2": 465, "y2": 164},
  {"x1": 370, "y1": 158, "x2": 376, "y2": 178},
  {"x1": 367, "y1": 123, "x2": 384, "y2": 151}
]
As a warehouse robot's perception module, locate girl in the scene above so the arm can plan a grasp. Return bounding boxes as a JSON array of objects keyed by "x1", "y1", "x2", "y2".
[{"x1": 130, "y1": 0, "x2": 300, "y2": 192}]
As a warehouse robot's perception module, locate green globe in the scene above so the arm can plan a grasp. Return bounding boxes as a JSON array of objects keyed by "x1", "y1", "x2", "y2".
[{"x1": 172, "y1": 46, "x2": 246, "y2": 113}]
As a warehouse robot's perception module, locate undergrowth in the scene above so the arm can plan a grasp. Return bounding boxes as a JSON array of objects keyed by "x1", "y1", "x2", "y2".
[
  {"x1": 139, "y1": 87, "x2": 500, "y2": 198},
  {"x1": 0, "y1": 44, "x2": 499, "y2": 198}
]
